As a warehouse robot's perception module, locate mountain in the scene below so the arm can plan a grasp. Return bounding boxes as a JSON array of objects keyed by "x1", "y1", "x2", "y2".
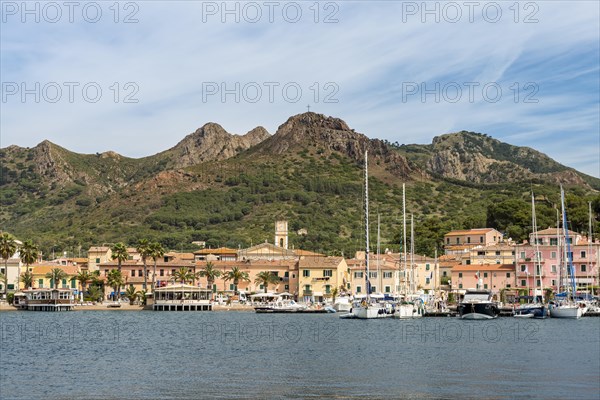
[{"x1": 1, "y1": 113, "x2": 598, "y2": 257}]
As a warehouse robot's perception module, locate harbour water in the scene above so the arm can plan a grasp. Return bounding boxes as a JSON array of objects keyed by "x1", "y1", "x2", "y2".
[{"x1": 1, "y1": 312, "x2": 599, "y2": 399}]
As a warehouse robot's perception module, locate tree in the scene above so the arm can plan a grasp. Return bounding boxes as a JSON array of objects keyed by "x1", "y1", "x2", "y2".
[
  {"x1": 125, "y1": 285, "x2": 140, "y2": 305},
  {"x1": 331, "y1": 286, "x2": 339, "y2": 303},
  {"x1": 0, "y1": 233, "x2": 17, "y2": 295},
  {"x1": 136, "y1": 239, "x2": 151, "y2": 291},
  {"x1": 195, "y1": 261, "x2": 222, "y2": 297},
  {"x1": 149, "y1": 242, "x2": 165, "y2": 292},
  {"x1": 0, "y1": 272, "x2": 6, "y2": 295},
  {"x1": 76, "y1": 270, "x2": 92, "y2": 302},
  {"x1": 111, "y1": 243, "x2": 128, "y2": 299},
  {"x1": 19, "y1": 239, "x2": 39, "y2": 290},
  {"x1": 254, "y1": 271, "x2": 279, "y2": 293},
  {"x1": 45, "y1": 268, "x2": 67, "y2": 290},
  {"x1": 224, "y1": 267, "x2": 250, "y2": 294},
  {"x1": 20, "y1": 270, "x2": 34, "y2": 289},
  {"x1": 173, "y1": 267, "x2": 194, "y2": 284},
  {"x1": 106, "y1": 269, "x2": 124, "y2": 302},
  {"x1": 87, "y1": 285, "x2": 103, "y2": 302}
]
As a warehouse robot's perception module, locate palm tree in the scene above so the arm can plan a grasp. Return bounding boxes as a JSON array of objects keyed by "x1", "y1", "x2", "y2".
[
  {"x1": 106, "y1": 269, "x2": 124, "y2": 302},
  {"x1": 173, "y1": 267, "x2": 194, "y2": 284},
  {"x1": 125, "y1": 285, "x2": 140, "y2": 305},
  {"x1": 254, "y1": 271, "x2": 280, "y2": 293},
  {"x1": 19, "y1": 239, "x2": 39, "y2": 290},
  {"x1": 87, "y1": 285, "x2": 103, "y2": 302},
  {"x1": 0, "y1": 233, "x2": 17, "y2": 295},
  {"x1": 111, "y1": 243, "x2": 128, "y2": 299},
  {"x1": 149, "y1": 242, "x2": 165, "y2": 292},
  {"x1": 136, "y1": 239, "x2": 151, "y2": 291},
  {"x1": 89, "y1": 270, "x2": 105, "y2": 300},
  {"x1": 224, "y1": 267, "x2": 250, "y2": 294},
  {"x1": 20, "y1": 270, "x2": 34, "y2": 289},
  {"x1": 76, "y1": 270, "x2": 92, "y2": 301},
  {"x1": 331, "y1": 286, "x2": 339, "y2": 303},
  {"x1": 0, "y1": 272, "x2": 6, "y2": 295},
  {"x1": 45, "y1": 268, "x2": 67, "y2": 290},
  {"x1": 195, "y1": 262, "x2": 222, "y2": 296}
]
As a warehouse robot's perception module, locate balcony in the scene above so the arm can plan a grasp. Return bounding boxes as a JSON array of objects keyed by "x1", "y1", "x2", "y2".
[
  {"x1": 303, "y1": 290, "x2": 313, "y2": 296},
  {"x1": 312, "y1": 277, "x2": 330, "y2": 282}
]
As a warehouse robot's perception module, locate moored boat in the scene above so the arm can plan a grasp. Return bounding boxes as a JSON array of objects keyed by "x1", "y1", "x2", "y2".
[{"x1": 458, "y1": 290, "x2": 500, "y2": 319}]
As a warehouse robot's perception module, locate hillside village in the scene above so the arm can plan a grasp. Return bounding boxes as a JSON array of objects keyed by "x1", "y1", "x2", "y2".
[{"x1": 2, "y1": 221, "x2": 598, "y2": 304}]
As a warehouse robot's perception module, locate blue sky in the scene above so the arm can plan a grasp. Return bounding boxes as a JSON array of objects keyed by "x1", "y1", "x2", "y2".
[{"x1": 1, "y1": 1, "x2": 599, "y2": 177}]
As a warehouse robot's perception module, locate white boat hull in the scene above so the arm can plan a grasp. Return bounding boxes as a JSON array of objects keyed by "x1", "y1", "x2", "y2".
[
  {"x1": 334, "y1": 303, "x2": 352, "y2": 312},
  {"x1": 550, "y1": 305, "x2": 583, "y2": 319},
  {"x1": 461, "y1": 312, "x2": 496, "y2": 320},
  {"x1": 394, "y1": 304, "x2": 423, "y2": 319},
  {"x1": 352, "y1": 305, "x2": 394, "y2": 319}
]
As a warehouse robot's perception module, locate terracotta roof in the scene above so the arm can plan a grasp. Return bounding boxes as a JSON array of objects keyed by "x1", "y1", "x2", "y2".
[
  {"x1": 299, "y1": 257, "x2": 344, "y2": 269},
  {"x1": 445, "y1": 228, "x2": 497, "y2": 236},
  {"x1": 451, "y1": 264, "x2": 514, "y2": 272},
  {"x1": 31, "y1": 265, "x2": 79, "y2": 275},
  {"x1": 194, "y1": 260, "x2": 298, "y2": 270},
  {"x1": 194, "y1": 247, "x2": 238, "y2": 255},
  {"x1": 439, "y1": 255, "x2": 459, "y2": 261},
  {"x1": 534, "y1": 228, "x2": 579, "y2": 236},
  {"x1": 88, "y1": 246, "x2": 110, "y2": 252},
  {"x1": 294, "y1": 249, "x2": 325, "y2": 257}
]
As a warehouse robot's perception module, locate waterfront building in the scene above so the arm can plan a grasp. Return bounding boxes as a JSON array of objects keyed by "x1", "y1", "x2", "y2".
[
  {"x1": 298, "y1": 256, "x2": 348, "y2": 303},
  {"x1": 29, "y1": 264, "x2": 79, "y2": 290},
  {"x1": 87, "y1": 246, "x2": 112, "y2": 272},
  {"x1": 450, "y1": 264, "x2": 516, "y2": 294},
  {"x1": 443, "y1": 228, "x2": 503, "y2": 256},
  {"x1": 99, "y1": 258, "x2": 195, "y2": 292},
  {"x1": 153, "y1": 284, "x2": 212, "y2": 311},
  {"x1": 346, "y1": 254, "x2": 397, "y2": 296},
  {"x1": 463, "y1": 244, "x2": 516, "y2": 266}
]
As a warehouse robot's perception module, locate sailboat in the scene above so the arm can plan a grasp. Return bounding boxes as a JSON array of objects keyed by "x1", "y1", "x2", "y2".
[
  {"x1": 342, "y1": 150, "x2": 394, "y2": 319},
  {"x1": 549, "y1": 186, "x2": 584, "y2": 319},
  {"x1": 394, "y1": 189, "x2": 424, "y2": 319},
  {"x1": 514, "y1": 192, "x2": 548, "y2": 319}
]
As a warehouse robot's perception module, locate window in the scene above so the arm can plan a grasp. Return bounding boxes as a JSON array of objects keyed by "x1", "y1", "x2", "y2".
[
  {"x1": 303, "y1": 270, "x2": 310, "y2": 277},
  {"x1": 171, "y1": 269, "x2": 175, "y2": 275},
  {"x1": 229, "y1": 284, "x2": 235, "y2": 291},
  {"x1": 535, "y1": 252, "x2": 541, "y2": 261},
  {"x1": 483, "y1": 272, "x2": 488, "y2": 278},
  {"x1": 551, "y1": 251, "x2": 557, "y2": 259},
  {"x1": 536, "y1": 279, "x2": 541, "y2": 287},
  {"x1": 477, "y1": 251, "x2": 485, "y2": 256},
  {"x1": 323, "y1": 270, "x2": 333, "y2": 277},
  {"x1": 284, "y1": 271, "x2": 289, "y2": 278},
  {"x1": 259, "y1": 285, "x2": 264, "y2": 290},
  {"x1": 520, "y1": 265, "x2": 527, "y2": 272},
  {"x1": 521, "y1": 280, "x2": 526, "y2": 286},
  {"x1": 347, "y1": 283, "x2": 351, "y2": 289},
  {"x1": 479, "y1": 236, "x2": 484, "y2": 243},
  {"x1": 458, "y1": 272, "x2": 463, "y2": 278},
  {"x1": 446, "y1": 238, "x2": 450, "y2": 244},
  {"x1": 369, "y1": 272, "x2": 377, "y2": 279},
  {"x1": 581, "y1": 265, "x2": 587, "y2": 272},
  {"x1": 212, "y1": 284, "x2": 217, "y2": 293},
  {"x1": 38, "y1": 279, "x2": 44, "y2": 288},
  {"x1": 467, "y1": 237, "x2": 471, "y2": 244},
  {"x1": 581, "y1": 251, "x2": 587, "y2": 259},
  {"x1": 536, "y1": 266, "x2": 542, "y2": 275},
  {"x1": 466, "y1": 260, "x2": 471, "y2": 265},
  {"x1": 506, "y1": 284, "x2": 511, "y2": 288},
  {"x1": 128, "y1": 256, "x2": 134, "y2": 260},
  {"x1": 284, "y1": 285, "x2": 289, "y2": 291},
  {"x1": 456, "y1": 238, "x2": 460, "y2": 244},
  {"x1": 356, "y1": 286, "x2": 362, "y2": 293},
  {"x1": 506, "y1": 273, "x2": 510, "y2": 278},
  {"x1": 384, "y1": 286, "x2": 391, "y2": 293},
  {"x1": 520, "y1": 252, "x2": 526, "y2": 259},
  {"x1": 535, "y1": 238, "x2": 543, "y2": 245},
  {"x1": 458, "y1": 284, "x2": 463, "y2": 289},
  {"x1": 370, "y1": 286, "x2": 376, "y2": 293},
  {"x1": 426, "y1": 278, "x2": 430, "y2": 284},
  {"x1": 383, "y1": 272, "x2": 393, "y2": 278},
  {"x1": 495, "y1": 251, "x2": 501, "y2": 256},
  {"x1": 105, "y1": 269, "x2": 108, "y2": 276},
  {"x1": 71, "y1": 279, "x2": 76, "y2": 288},
  {"x1": 484, "y1": 284, "x2": 488, "y2": 289},
  {"x1": 138, "y1": 270, "x2": 143, "y2": 277},
  {"x1": 354, "y1": 272, "x2": 363, "y2": 279},
  {"x1": 325, "y1": 285, "x2": 331, "y2": 294},
  {"x1": 95, "y1": 258, "x2": 100, "y2": 264},
  {"x1": 131, "y1": 270, "x2": 135, "y2": 277},
  {"x1": 160, "y1": 269, "x2": 164, "y2": 277},
  {"x1": 550, "y1": 238, "x2": 558, "y2": 246},
  {"x1": 425, "y1": 264, "x2": 430, "y2": 270},
  {"x1": 443, "y1": 271, "x2": 447, "y2": 277},
  {"x1": 551, "y1": 265, "x2": 557, "y2": 273},
  {"x1": 551, "y1": 280, "x2": 556, "y2": 286}
]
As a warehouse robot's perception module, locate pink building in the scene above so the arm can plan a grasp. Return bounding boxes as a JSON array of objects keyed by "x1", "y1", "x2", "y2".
[{"x1": 514, "y1": 228, "x2": 599, "y2": 294}]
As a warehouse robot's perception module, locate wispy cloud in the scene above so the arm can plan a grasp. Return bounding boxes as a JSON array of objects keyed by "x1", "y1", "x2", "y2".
[{"x1": 1, "y1": 1, "x2": 598, "y2": 177}]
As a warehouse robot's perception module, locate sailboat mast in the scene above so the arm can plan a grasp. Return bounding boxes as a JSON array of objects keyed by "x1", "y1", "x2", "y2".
[
  {"x1": 560, "y1": 186, "x2": 577, "y2": 301},
  {"x1": 364, "y1": 150, "x2": 370, "y2": 301},
  {"x1": 403, "y1": 183, "x2": 407, "y2": 295},
  {"x1": 532, "y1": 191, "x2": 542, "y2": 301},
  {"x1": 588, "y1": 202, "x2": 593, "y2": 295},
  {"x1": 377, "y1": 213, "x2": 381, "y2": 295},
  {"x1": 410, "y1": 214, "x2": 415, "y2": 294},
  {"x1": 556, "y1": 209, "x2": 561, "y2": 293}
]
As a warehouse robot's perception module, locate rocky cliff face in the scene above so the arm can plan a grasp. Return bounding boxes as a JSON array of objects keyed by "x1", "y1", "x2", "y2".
[
  {"x1": 164, "y1": 123, "x2": 270, "y2": 168},
  {"x1": 254, "y1": 112, "x2": 419, "y2": 179}
]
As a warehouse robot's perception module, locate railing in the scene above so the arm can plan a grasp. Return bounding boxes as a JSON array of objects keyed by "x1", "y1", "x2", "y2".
[{"x1": 303, "y1": 290, "x2": 313, "y2": 296}]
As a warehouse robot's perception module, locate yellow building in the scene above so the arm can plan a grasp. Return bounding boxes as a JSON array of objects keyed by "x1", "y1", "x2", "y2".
[
  {"x1": 444, "y1": 228, "x2": 503, "y2": 255},
  {"x1": 30, "y1": 264, "x2": 79, "y2": 290},
  {"x1": 88, "y1": 246, "x2": 112, "y2": 272},
  {"x1": 463, "y1": 244, "x2": 515, "y2": 266},
  {"x1": 298, "y1": 257, "x2": 348, "y2": 303}
]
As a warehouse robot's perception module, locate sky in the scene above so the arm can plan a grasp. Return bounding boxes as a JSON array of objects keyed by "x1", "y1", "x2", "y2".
[{"x1": 1, "y1": 1, "x2": 599, "y2": 177}]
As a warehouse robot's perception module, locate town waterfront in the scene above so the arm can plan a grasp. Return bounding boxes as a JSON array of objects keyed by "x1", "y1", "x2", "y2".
[{"x1": 1, "y1": 311, "x2": 598, "y2": 399}]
